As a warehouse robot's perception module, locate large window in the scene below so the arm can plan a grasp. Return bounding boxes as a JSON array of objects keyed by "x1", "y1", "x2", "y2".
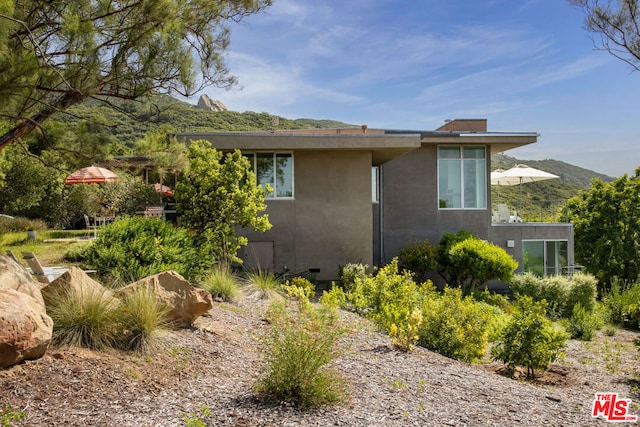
[
  {"x1": 522, "y1": 240, "x2": 568, "y2": 276},
  {"x1": 438, "y1": 146, "x2": 486, "y2": 209},
  {"x1": 244, "y1": 153, "x2": 293, "y2": 198}
]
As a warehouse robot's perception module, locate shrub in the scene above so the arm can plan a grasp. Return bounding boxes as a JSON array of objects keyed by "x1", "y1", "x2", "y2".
[
  {"x1": 255, "y1": 297, "x2": 347, "y2": 408},
  {"x1": 447, "y1": 237, "x2": 518, "y2": 294},
  {"x1": 83, "y1": 216, "x2": 206, "y2": 284},
  {"x1": 437, "y1": 230, "x2": 475, "y2": 285},
  {"x1": 566, "y1": 273, "x2": 598, "y2": 314},
  {"x1": 46, "y1": 286, "x2": 120, "y2": 350},
  {"x1": 602, "y1": 281, "x2": 640, "y2": 329},
  {"x1": 114, "y1": 285, "x2": 171, "y2": 353},
  {"x1": 491, "y1": 296, "x2": 569, "y2": 378},
  {"x1": 397, "y1": 240, "x2": 438, "y2": 282},
  {"x1": 418, "y1": 287, "x2": 495, "y2": 362},
  {"x1": 364, "y1": 260, "x2": 428, "y2": 352},
  {"x1": 319, "y1": 284, "x2": 347, "y2": 308},
  {"x1": 472, "y1": 289, "x2": 513, "y2": 314},
  {"x1": 337, "y1": 263, "x2": 368, "y2": 292},
  {"x1": 510, "y1": 272, "x2": 599, "y2": 320},
  {"x1": 283, "y1": 276, "x2": 316, "y2": 300},
  {"x1": 198, "y1": 264, "x2": 241, "y2": 302},
  {"x1": 561, "y1": 302, "x2": 601, "y2": 341},
  {"x1": 244, "y1": 270, "x2": 283, "y2": 300}
]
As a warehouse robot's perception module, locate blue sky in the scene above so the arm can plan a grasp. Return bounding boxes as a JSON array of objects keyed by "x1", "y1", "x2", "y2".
[{"x1": 196, "y1": 0, "x2": 640, "y2": 178}]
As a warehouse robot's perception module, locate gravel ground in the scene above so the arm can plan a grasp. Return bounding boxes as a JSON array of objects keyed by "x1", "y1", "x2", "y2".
[{"x1": 1, "y1": 298, "x2": 639, "y2": 426}]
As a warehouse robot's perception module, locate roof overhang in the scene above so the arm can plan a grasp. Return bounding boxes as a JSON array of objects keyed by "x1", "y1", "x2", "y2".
[
  {"x1": 174, "y1": 132, "x2": 423, "y2": 165},
  {"x1": 418, "y1": 132, "x2": 539, "y2": 155}
]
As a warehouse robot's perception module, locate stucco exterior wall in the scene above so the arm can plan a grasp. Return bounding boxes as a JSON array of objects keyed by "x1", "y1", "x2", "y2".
[
  {"x1": 239, "y1": 150, "x2": 373, "y2": 280},
  {"x1": 488, "y1": 223, "x2": 575, "y2": 273},
  {"x1": 379, "y1": 145, "x2": 491, "y2": 263}
]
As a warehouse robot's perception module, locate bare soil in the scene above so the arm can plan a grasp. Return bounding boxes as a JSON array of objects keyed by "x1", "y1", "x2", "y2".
[{"x1": 2, "y1": 298, "x2": 639, "y2": 426}]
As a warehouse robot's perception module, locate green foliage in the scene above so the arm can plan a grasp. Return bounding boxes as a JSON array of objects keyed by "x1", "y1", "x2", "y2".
[
  {"x1": 0, "y1": 216, "x2": 46, "y2": 233},
  {"x1": 568, "y1": 169, "x2": 640, "y2": 292},
  {"x1": 437, "y1": 230, "x2": 474, "y2": 285},
  {"x1": 319, "y1": 284, "x2": 347, "y2": 308},
  {"x1": 0, "y1": 405, "x2": 26, "y2": 427},
  {"x1": 491, "y1": 296, "x2": 569, "y2": 378},
  {"x1": 115, "y1": 285, "x2": 171, "y2": 353},
  {"x1": 198, "y1": 264, "x2": 241, "y2": 302},
  {"x1": 397, "y1": 240, "x2": 439, "y2": 282},
  {"x1": 602, "y1": 281, "x2": 640, "y2": 329},
  {"x1": 418, "y1": 287, "x2": 496, "y2": 362},
  {"x1": 337, "y1": 263, "x2": 369, "y2": 292},
  {"x1": 362, "y1": 259, "x2": 428, "y2": 352},
  {"x1": 181, "y1": 405, "x2": 211, "y2": 427},
  {"x1": 46, "y1": 286, "x2": 120, "y2": 350},
  {"x1": 472, "y1": 289, "x2": 513, "y2": 314},
  {"x1": 101, "y1": 174, "x2": 159, "y2": 217},
  {"x1": 561, "y1": 303, "x2": 601, "y2": 341},
  {"x1": 0, "y1": 0, "x2": 273, "y2": 148},
  {"x1": 83, "y1": 216, "x2": 205, "y2": 284},
  {"x1": 446, "y1": 237, "x2": 518, "y2": 294},
  {"x1": 176, "y1": 141, "x2": 271, "y2": 264},
  {"x1": 283, "y1": 276, "x2": 316, "y2": 300},
  {"x1": 510, "y1": 272, "x2": 598, "y2": 320},
  {"x1": 256, "y1": 296, "x2": 347, "y2": 408},
  {"x1": 244, "y1": 270, "x2": 283, "y2": 300}
]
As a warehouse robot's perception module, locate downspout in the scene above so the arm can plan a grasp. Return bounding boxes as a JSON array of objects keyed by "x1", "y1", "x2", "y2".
[{"x1": 379, "y1": 165, "x2": 385, "y2": 265}]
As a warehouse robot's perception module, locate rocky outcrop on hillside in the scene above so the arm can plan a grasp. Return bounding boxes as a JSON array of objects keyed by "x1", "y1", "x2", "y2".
[{"x1": 196, "y1": 94, "x2": 227, "y2": 112}]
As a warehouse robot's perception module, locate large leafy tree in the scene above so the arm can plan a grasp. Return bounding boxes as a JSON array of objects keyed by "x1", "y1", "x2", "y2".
[
  {"x1": 570, "y1": 0, "x2": 640, "y2": 71},
  {"x1": 176, "y1": 140, "x2": 271, "y2": 264},
  {"x1": 0, "y1": 0, "x2": 271, "y2": 150},
  {"x1": 568, "y1": 168, "x2": 640, "y2": 292}
]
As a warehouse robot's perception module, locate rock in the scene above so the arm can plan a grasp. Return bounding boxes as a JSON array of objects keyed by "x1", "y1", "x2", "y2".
[
  {"x1": 0, "y1": 254, "x2": 46, "y2": 306},
  {"x1": 117, "y1": 271, "x2": 213, "y2": 327},
  {"x1": 196, "y1": 94, "x2": 227, "y2": 112},
  {"x1": 0, "y1": 288, "x2": 53, "y2": 368},
  {"x1": 41, "y1": 267, "x2": 115, "y2": 307}
]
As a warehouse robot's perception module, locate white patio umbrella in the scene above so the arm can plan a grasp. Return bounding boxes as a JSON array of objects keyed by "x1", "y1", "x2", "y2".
[{"x1": 499, "y1": 164, "x2": 559, "y2": 211}]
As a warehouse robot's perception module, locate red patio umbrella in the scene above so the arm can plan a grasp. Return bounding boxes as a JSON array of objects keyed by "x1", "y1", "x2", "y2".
[
  {"x1": 153, "y1": 183, "x2": 174, "y2": 197},
  {"x1": 64, "y1": 166, "x2": 119, "y2": 184}
]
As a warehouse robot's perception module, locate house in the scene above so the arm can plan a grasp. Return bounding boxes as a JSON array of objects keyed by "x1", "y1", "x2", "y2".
[{"x1": 175, "y1": 119, "x2": 574, "y2": 281}]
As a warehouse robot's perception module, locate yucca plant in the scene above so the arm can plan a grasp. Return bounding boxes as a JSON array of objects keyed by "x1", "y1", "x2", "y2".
[
  {"x1": 115, "y1": 285, "x2": 171, "y2": 353},
  {"x1": 244, "y1": 269, "x2": 283, "y2": 300},
  {"x1": 46, "y1": 286, "x2": 120, "y2": 350},
  {"x1": 199, "y1": 264, "x2": 241, "y2": 302}
]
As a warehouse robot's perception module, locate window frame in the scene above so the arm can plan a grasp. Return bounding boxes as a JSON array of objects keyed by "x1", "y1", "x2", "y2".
[
  {"x1": 244, "y1": 152, "x2": 294, "y2": 199},
  {"x1": 437, "y1": 145, "x2": 487, "y2": 210}
]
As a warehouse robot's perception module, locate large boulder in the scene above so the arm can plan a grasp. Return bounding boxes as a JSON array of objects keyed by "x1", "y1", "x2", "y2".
[
  {"x1": 0, "y1": 288, "x2": 53, "y2": 368},
  {"x1": 196, "y1": 94, "x2": 227, "y2": 112},
  {"x1": 0, "y1": 254, "x2": 45, "y2": 306},
  {"x1": 41, "y1": 267, "x2": 114, "y2": 307},
  {"x1": 117, "y1": 271, "x2": 212, "y2": 327}
]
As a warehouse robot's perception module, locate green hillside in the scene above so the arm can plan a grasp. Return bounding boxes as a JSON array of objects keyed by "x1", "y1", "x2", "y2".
[
  {"x1": 52, "y1": 95, "x2": 356, "y2": 149},
  {"x1": 490, "y1": 154, "x2": 614, "y2": 222}
]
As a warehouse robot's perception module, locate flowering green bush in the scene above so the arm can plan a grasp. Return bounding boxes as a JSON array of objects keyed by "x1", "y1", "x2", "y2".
[
  {"x1": 418, "y1": 287, "x2": 496, "y2": 362},
  {"x1": 492, "y1": 296, "x2": 569, "y2": 378},
  {"x1": 256, "y1": 296, "x2": 347, "y2": 408}
]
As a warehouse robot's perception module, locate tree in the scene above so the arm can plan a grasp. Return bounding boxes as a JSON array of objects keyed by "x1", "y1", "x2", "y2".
[
  {"x1": 175, "y1": 140, "x2": 271, "y2": 264},
  {"x1": 568, "y1": 168, "x2": 640, "y2": 292},
  {"x1": 0, "y1": 0, "x2": 272, "y2": 150},
  {"x1": 570, "y1": 0, "x2": 640, "y2": 71}
]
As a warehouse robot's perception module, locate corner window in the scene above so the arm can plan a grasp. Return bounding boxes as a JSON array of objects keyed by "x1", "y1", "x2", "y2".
[
  {"x1": 438, "y1": 146, "x2": 486, "y2": 209},
  {"x1": 522, "y1": 240, "x2": 568, "y2": 276},
  {"x1": 244, "y1": 153, "x2": 293, "y2": 198}
]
